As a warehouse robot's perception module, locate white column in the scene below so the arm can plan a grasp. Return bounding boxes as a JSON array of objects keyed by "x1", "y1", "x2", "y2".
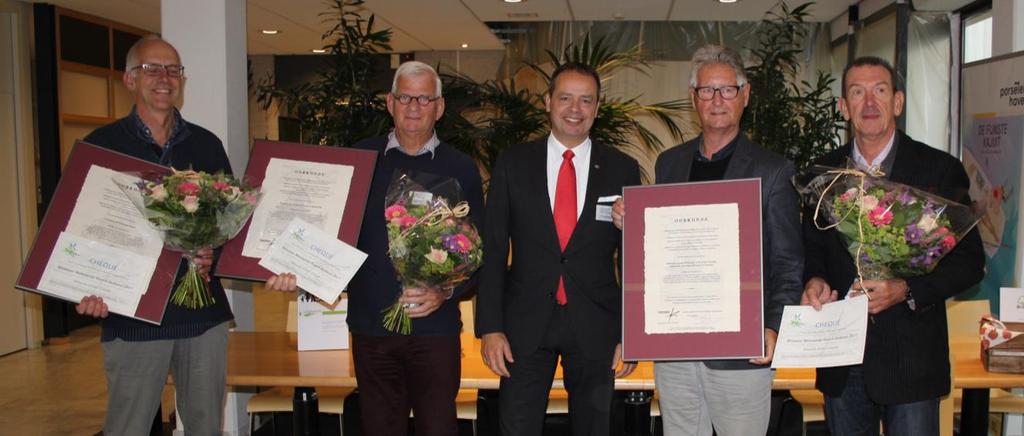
[
  {"x1": 992, "y1": 0, "x2": 1024, "y2": 56},
  {"x1": 161, "y1": 1, "x2": 252, "y2": 435}
]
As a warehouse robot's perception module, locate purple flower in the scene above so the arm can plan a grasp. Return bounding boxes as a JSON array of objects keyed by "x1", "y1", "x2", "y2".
[
  {"x1": 897, "y1": 189, "x2": 914, "y2": 205},
  {"x1": 905, "y1": 224, "x2": 924, "y2": 244}
]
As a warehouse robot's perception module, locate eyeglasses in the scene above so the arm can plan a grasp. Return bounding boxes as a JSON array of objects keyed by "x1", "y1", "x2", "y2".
[
  {"x1": 694, "y1": 85, "x2": 744, "y2": 101},
  {"x1": 131, "y1": 63, "x2": 185, "y2": 78},
  {"x1": 393, "y1": 93, "x2": 441, "y2": 105}
]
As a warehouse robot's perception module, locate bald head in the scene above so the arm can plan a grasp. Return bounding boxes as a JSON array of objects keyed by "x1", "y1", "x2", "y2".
[{"x1": 125, "y1": 35, "x2": 181, "y2": 71}]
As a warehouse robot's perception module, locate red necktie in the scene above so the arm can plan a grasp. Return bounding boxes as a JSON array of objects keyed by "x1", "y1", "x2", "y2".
[{"x1": 553, "y1": 149, "x2": 577, "y2": 305}]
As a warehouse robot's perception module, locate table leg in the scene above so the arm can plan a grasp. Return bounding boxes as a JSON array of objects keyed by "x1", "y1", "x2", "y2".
[
  {"x1": 622, "y1": 390, "x2": 653, "y2": 436},
  {"x1": 293, "y1": 386, "x2": 320, "y2": 435},
  {"x1": 959, "y1": 388, "x2": 990, "y2": 436}
]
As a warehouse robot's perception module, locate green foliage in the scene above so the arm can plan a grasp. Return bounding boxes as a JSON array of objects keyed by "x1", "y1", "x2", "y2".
[
  {"x1": 256, "y1": 0, "x2": 393, "y2": 147},
  {"x1": 440, "y1": 35, "x2": 692, "y2": 178},
  {"x1": 742, "y1": 2, "x2": 844, "y2": 171}
]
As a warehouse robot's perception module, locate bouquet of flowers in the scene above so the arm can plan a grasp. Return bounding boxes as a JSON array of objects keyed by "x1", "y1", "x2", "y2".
[
  {"x1": 797, "y1": 164, "x2": 985, "y2": 283},
  {"x1": 382, "y1": 170, "x2": 482, "y2": 334},
  {"x1": 126, "y1": 169, "x2": 260, "y2": 308}
]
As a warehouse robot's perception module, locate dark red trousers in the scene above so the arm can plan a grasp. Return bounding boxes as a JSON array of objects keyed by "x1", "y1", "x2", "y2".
[{"x1": 352, "y1": 333, "x2": 461, "y2": 436}]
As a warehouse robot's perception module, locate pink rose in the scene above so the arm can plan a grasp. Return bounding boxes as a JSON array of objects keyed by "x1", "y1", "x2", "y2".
[
  {"x1": 839, "y1": 188, "x2": 858, "y2": 202},
  {"x1": 212, "y1": 181, "x2": 231, "y2": 191},
  {"x1": 424, "y1": 247, "x2": 448, "y2": 264},
  {"x1": 181, "y1": 195, "x2": 199, "y2": 213},
  {"x1": 178, "y1": 182, "x2": 201, "y2": 196},
  {"x1": 868, "y1": 206, "x2": 893, "y2": 226},
  {"x1": 400, "y1": 216, "x2": 417, "y2": 228},
  {"x1": 243, "y1": 192, "x2": 259, "y2": 205},
  {"x1": 942, "y1": 235, "x2": 956, "y2": 250},
  {"x1": 385, "y1": 205, "x2": 407, "y2": 220}
]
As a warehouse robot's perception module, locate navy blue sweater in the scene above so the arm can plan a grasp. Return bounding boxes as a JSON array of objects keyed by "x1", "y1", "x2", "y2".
[
  {"x1": 83, "y1": 111, "x2": 234, "y2": 342},
  {"x1": 347, "y1": 137, "x2": 485, "y2": 336}
]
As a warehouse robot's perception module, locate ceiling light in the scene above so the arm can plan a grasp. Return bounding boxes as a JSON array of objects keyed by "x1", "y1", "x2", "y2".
[
  {"x1": 461, "y1": 43, "x2": 469, "y2": 48},
  {"x1": 717, "y1": 0, "x2": 738, "y2": 3},
  {"x1": 504, "y1": 0, "x2": 523, "y2": 3},
  {"x1": 261, "y1": 29, "x2": 279, "y2": 35},
  {"x1": 312, "y1": 49, "x2": 327, "y2": 54}
]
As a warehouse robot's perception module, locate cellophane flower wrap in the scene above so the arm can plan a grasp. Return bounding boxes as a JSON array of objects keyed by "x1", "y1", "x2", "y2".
[
  {"x1": 382, "y1": 170, "x2": 482, "y2": 334},
  {"x1": 797, "y1": 164, "x2": 984, "y2": 282},
  {"x1": 125, "y1": 169, "x2": 260, "y2": 309}
]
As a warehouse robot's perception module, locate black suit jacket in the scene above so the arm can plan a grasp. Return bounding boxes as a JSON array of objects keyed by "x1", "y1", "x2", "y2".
[
  {"x1": 655, "y1": 134, "x2": 805, "y2": 370},
  {"x1": 476, "y1": 139, "x2": 641, "y2": 360},
  {"x1": 805, "y1": 131, "x2": 985, "y2": 404}
]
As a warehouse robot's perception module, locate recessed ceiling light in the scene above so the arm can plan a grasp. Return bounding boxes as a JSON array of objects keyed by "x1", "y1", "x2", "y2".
[
  {"x1": 461, "y1": 43, "x2": 469, "y2": 48},
  {"x1": 717, "y1": 0, "x2": 738, "y2": 3},
  {"x1": 261, "y1": 29, "x2": 279, "y2": 35},
  {"x1": 312, "y1": 49, "x2": 327, "y2": 54},
  {"x1": 504, "y1": 0, "x2": 523, "y2": 3}
]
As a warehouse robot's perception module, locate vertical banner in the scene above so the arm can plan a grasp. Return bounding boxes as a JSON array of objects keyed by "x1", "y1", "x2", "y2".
[{"x1": 961, "y1": 52, "x2": 1024, "y2": 314}]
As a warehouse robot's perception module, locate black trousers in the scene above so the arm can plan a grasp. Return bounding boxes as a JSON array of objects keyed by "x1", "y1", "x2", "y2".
[
  {"x1": 498, "y1": 305, "x2": 615, "y2": 436},
  {"x1": 352, "y1": 333, "x2": 461, "y2": 436}
]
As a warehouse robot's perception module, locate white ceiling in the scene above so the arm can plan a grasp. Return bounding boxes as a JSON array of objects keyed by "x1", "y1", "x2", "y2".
[{"x1": 31, "y1": 0, "x2": 972, "y2": 55}]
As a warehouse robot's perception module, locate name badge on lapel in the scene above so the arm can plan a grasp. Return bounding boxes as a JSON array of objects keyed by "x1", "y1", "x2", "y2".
[{"x1": 595, "y1": 195, "x2": 620, "y2": 222}]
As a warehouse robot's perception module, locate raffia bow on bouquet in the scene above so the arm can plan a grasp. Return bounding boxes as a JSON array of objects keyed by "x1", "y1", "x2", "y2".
[
  {"x1": 382, "y1": 170, "x2": 482, "y2": 334},
  {"x1": 795, "y1": 163, "x2": 985, "y2": 287},
  {"x1": 122, "y1": 169, "x2": 260, "y2": 309}
]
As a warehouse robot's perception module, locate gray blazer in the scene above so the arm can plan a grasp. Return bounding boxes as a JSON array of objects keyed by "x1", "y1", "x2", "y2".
[{"x1": 655, "y1": 134, "x2": 804, "y2": 370}]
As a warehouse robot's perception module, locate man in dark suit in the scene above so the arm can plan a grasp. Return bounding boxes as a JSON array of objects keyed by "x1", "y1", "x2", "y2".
[
  {"x1": 476, "y1": 62, "x2": 641, "y2": 435},
  {"x1": 802, "y1": 56, "x2": 984, "y2": 435},
  {"x1": 613, "y1": 44, "x2": 804, "y2": 435}
]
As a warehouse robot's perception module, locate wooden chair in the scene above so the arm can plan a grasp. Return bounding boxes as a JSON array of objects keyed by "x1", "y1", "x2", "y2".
[{"x1": 246, "y1": 300, "x2": 353, "y2": 434}]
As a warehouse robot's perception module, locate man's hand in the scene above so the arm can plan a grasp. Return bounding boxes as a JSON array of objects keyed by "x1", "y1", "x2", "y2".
[
  {"x1": 400, "y1": 287, "x2": 446, "y2": 318},
  {"x1": 481, "y1": 332, "x2": 515, "y2": 378},
  {"x1": 611, "y1": 198, "x2": 626, "y2": 230},
  {"x1": 76, "y1": 295, "x2": 109, "y2": 319},
  {"x1": 265, "y1": 273, "x2": 298, "y2": 292},
  {"x1": 749, "y1": 328, "x2": 778, "y2": 365},
  {"x1": 852, "y1": 278, "x2": 908, "y2": 315},
  {"x1": 802, "y1": 277, "x2": 837, "y2": 311},
  {"x1": 192, "y1": 247, "x2": 215, "y2": 282},
  {"x1": 612, "y1": 343, "x2": 637, "y2": 377}
]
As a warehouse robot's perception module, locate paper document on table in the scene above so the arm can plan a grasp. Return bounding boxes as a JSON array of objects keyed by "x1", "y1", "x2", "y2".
[
  {"x1": 643, "y1": 203, "x2": 740, "y2": 334},
  {"x1": 258, "y1": 217, "x2": 367, "y2": 303},
  {"x1": 772, "y1": 295, "x2": 869, "y2": 368}
]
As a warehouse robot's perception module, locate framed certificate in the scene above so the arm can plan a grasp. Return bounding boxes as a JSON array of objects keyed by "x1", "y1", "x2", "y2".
[
  {"x1": 215, "y1": 140, "x2": 376, "y2": 282},
  {"x1": 16, "y1": 141, "x2": 181, "y2": 324},
  {"x1": 621, "y1": 178, "x2": 763, "y2": 361}
]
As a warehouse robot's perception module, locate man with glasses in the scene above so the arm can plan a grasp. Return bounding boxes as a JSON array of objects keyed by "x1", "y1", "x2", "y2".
[
  {"x1": 268, "y1": 60, "x2": 484, "y2": 435},
  {"x1": 801, "y1": 57, "x2": 983, "y2": 435},
  {"x1": 74, "y1": 35, "x2": 234, "y2": 435},
  {"x1": 612, "y1": 44, "x2": 803, "y2": 435}
]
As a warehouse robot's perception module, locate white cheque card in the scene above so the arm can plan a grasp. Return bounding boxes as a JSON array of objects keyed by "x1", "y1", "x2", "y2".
[
  {"x1": 1000, "y1": 287, "x2": 1024, "y2": 322},
  {"x1": 38, "y1": 232, "x2": 153, "y2": 316},
  {"x1": 772, "y1": 296, "x2": 869, "y2": 368},
  {"x1": 258, "y1": 218, "x2": 367, "y2": 303},
  {"x1": 298, "y1": 292, "x2": 349, "y2": 351}
]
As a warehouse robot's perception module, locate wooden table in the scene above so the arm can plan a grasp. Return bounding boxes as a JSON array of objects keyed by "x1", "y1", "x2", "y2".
[
  {"x1": 950, "y1": 340, "x2": 1024, "y2": 435},
  {"x1": 228, "y1": 331, "x2": 822, "y2": 435}
]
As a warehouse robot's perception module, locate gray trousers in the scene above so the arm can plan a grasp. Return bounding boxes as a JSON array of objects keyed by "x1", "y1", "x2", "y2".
[
  {"x1": 654, "y1": 361, "x2": 773, "y2": 436},
  {"x1": 102, "y1": 322, "x2": 229, "y2": 436}
]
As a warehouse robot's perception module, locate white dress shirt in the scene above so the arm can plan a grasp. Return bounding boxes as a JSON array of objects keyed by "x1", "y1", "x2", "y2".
[
  {"x1": 546, "y1": 134, "x2": 592, "y2": 219},
  {"x1": 852, "y1": 131, "x2": 896, "y2": 173}
]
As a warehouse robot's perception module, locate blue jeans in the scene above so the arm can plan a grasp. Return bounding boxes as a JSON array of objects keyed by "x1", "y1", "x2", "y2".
[{"x1": 823, "y1": 366, "x2": 939, "y2": 436}]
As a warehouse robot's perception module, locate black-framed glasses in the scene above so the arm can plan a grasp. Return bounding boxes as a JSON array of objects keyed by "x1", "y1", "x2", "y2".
[
  {"x1": 393, "y1": 93, "x2": 441, "y2": 105},
  {"x1": 694, "y1": 84, "x2": 744, "y2": 101},
  {"x1": 131, "y1": 63, "x2": 185, "y2": 78}
]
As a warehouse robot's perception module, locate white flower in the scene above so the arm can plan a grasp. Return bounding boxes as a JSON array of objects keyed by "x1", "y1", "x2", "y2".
[
  {"x1": 424, "y1": 247, "x2": 448, "y2": 264},
  {"x1": 917, "y1": 213, "x2": 938, "y2": 232},
  {"x1": 858, "y1": 195, "x2": 879, "y2": 211},
  {"x1": 181, "y1": 195, "x2": 199, "y2": 213},
  {"x1": 150, "y1": 184, "x2": 168, "y2": 201}
]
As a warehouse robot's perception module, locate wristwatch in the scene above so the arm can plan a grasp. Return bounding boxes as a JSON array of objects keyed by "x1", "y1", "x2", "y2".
[{"x1": 905, "y1": 285, "x2": 917, "y2": 311}]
